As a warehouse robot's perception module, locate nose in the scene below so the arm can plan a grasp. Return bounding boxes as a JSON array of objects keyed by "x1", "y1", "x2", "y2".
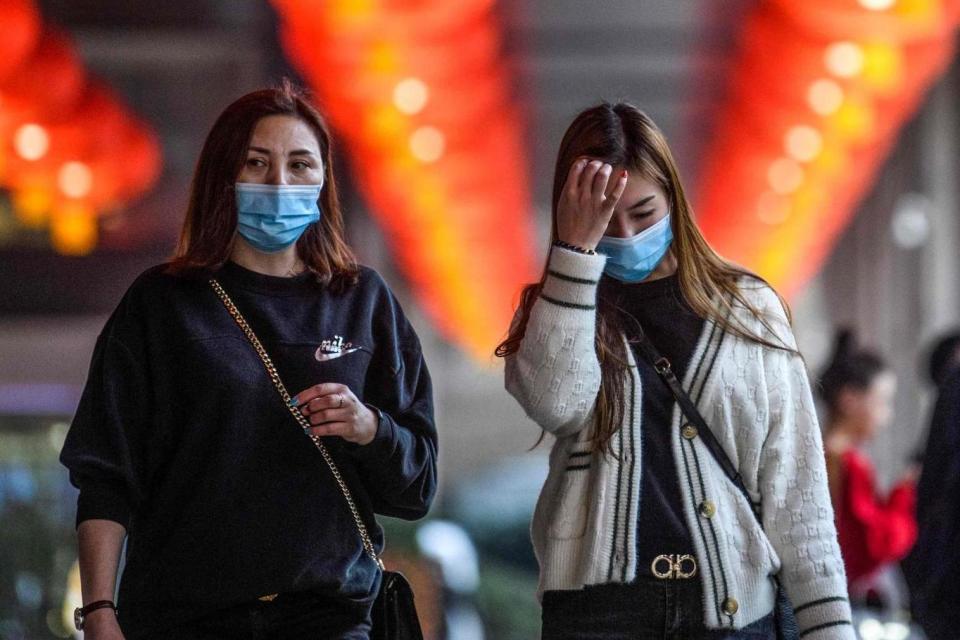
[
  {"x1": 605, "y1": 214, "x2": 632, "y2": 239},
  {"x1": 265, "y1": 164, "x2": 289, "y2": 186}
]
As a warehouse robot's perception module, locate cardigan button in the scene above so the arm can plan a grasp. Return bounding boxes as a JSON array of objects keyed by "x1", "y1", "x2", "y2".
[
  {"x1": 699, "y1": 500, "x2": 716, "y2": 519},
  {"x1": 722, "y1": 597, "x2": 739, "y2": 615},
  {"x1": 681, "y1": 425, "x2": 699, "y2": 440}
]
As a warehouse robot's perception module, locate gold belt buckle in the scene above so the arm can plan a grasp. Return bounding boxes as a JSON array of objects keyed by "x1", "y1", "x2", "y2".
[
  {"x1": 651, "y1": 554, "x2": 697, "y2": 579},
  {"x1": 257, "y1": 593, "x2": 279, "y2": 602}
]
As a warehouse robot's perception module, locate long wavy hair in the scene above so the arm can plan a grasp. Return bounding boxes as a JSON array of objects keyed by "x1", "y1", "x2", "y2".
[
  {"x1": 496, "y1": 102, "x2": 794, "y2": 453},
  {"x1": 166, "y1": 80, "x2": 359, "y2": 289}
]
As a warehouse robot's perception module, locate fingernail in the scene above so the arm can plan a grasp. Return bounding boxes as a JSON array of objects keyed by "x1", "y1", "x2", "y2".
[
  {"x1": 602, "y1": 165, "x2": 612, "y2": 173},
  {"x1": 621, "y1": 170, "x2": 628, "y2": 178},
  {"x1": 577, "y1": 159, "x2": 586, "y2": 168}
]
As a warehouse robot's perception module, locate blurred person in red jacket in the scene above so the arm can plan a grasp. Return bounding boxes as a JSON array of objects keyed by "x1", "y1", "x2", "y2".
[{"x1": 819, "y1": 329, "x2": 918, "y2": 599}]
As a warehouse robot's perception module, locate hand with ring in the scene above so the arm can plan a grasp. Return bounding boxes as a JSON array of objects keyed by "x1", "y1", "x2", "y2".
[{"x1": 290, "y1": 382, "x2": 378, "y2": 445}]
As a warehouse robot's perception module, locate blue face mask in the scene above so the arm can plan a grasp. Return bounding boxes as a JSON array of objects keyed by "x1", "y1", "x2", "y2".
[
  {"x1": 596, "y1": 213, "x2": 673, "y2": 283},
  {"x1": 235, "y1": 183, "x2": 323, "y2": 253}
]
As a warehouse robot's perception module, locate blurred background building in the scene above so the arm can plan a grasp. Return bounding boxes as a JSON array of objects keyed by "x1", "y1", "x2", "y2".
[{"x1": 1, "y1": 0, "x2": 958, "y2": 638}]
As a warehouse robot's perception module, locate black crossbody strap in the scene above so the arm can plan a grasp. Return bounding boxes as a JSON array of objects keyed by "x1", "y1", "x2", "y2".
[{"x1": 632, "y1": 327, "x2": 756, "y2": 518}]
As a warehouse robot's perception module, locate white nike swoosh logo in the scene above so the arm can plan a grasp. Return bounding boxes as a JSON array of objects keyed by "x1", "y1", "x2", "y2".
[{"x1": 315, "y1": 346, "x2": 362, "y2": 362}]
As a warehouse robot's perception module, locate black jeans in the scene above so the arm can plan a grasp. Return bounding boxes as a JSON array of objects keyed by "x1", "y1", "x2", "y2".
[
  {"x1": 132, "y1": 589, "x2": 371, "y2": 640},
  {"x1": 541, "y1": 577, "x2": 776, "y2": 640}
]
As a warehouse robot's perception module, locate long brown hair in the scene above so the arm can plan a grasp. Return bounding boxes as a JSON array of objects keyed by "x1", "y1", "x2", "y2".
[
  {"x1": 496, "y1": 102, "x2": 795, "y2": 453},
  {"x1": 166, "y1": 80, "x2": 359, "y2": 289}
]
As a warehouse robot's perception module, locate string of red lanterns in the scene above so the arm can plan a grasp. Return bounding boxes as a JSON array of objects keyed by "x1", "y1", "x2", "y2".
[
  {"x1": 270, "y1": 0, "x2": 537, "y2": 360},
  {"x1": 0, "y1": 0, "x2": 162, "y2": 255},
  {"x1": 695, "y1": 0, "x2": 960, "y2": 298}
]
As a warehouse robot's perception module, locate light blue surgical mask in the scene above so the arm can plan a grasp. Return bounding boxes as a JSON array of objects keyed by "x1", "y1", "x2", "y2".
[
  {"x1": 235, "y1": 182, "x2": 322, "y2": 253},
  {"x1": 596, "y1": 213, "x2": 673, "y2": 283}
]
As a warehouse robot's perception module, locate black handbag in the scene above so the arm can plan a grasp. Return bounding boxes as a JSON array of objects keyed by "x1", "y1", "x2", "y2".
[
  {"x1": 211, "y1": 279, "x2": 424, "y2": 640},
  {"x1": 631, "y1": 326, "x2": 799, "y2": 640}
]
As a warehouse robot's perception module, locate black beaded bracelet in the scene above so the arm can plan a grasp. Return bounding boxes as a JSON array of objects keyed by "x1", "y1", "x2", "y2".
[{"x1": 553, "y1": 240, "x2": 596, "y2": 255}]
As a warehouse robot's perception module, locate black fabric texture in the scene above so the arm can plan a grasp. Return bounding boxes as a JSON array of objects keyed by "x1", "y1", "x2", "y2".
[
  {"x1": 601, "y1": 274, "x2": 705, "y2": 573},
  {"x1": 59, "y1": 260, "x2": 437, "y2": 636}
]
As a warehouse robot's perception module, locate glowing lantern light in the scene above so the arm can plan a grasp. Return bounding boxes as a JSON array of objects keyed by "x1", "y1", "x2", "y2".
[
  {"x1": 409, "y1": 126, "x2": 445, "y2": 163},
  {"x1": 808, "y1": 79, "x2": 845, "y2": 115},
  {"x1": 0, "y1": 0, "x2": 41, "y2": 83},
  {"x1": 785, "y1": 126, "x2": 824, "y2": 162},
  {"x1": 12, "y1": 185, "x2": 53, "y2": 227},
  {"x1": 50, "y1": 201, "x2": 97, "y2": 255},
  {"x1": 13, "y1": 124, "x2": 50, "y2": 161},
  {"x1": 859, "y1": 0, "x2": 897, "y2": 10},
  {"x1": 825, "y1": 41, "x2": 865, "y2": 77},
  {"x1": 831, "y1": 95, "x2": 875, "y2": 142},
  {"x1": 393, "y1": 78, "x2": 429, "y2": 115},
  {"x1": 768, "y1": 158, "x2": 805, "y2": 194},
  {"x1": 57, "y1": 161, "x2": 94, "y2": 198},
  {"x1": 757, "y1": 192, "x2": 791, "y2": 225},
  {"x1": 861, "y1": 42, "x2": 903, "y2": 92}
]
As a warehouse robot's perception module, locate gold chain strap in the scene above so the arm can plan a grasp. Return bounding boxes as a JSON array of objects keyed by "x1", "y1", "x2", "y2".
[{"x1": 209, "y1": 279, "x2": 384, "y2": 570}]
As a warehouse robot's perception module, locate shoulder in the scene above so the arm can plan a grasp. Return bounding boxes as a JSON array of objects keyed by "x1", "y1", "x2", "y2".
[
  {"x1": 734, "y1": 275, "x2": 786, "y2": 320},
  {"x1": 729, "y1": 275, "x2": 796, "y2": 351}
]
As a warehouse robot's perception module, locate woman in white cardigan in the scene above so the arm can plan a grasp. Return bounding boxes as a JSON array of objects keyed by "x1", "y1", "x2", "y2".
[{"x1": 496, "y1": 103, "x2": 853, "y2": 639}]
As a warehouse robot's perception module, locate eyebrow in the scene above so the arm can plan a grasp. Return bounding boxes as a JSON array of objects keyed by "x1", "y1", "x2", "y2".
[
  {"x1": 247, "y1": 146, "x2": 318, "y2": 157},
  {"x1": 627, "y1": 195, "x2": 656, "y2": 210}
]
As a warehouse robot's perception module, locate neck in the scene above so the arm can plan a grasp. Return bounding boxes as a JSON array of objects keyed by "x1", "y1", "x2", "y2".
[
  {"x1": 825, "y1": 419, "x2": 862, "y2": 454},
  {"x1": 229, "y1": 239, "x2": 305, "y2": 277},
  {"x1": 642, "y1": 248, "x2": 678, "y2": 282}
]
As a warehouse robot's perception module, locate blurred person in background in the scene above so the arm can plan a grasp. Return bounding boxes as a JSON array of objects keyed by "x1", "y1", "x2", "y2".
[
  {"x1": 497, "y1": 102, "x2": 852, "y2": 640},
  {"x1": 58, "y1": 83, "x2": 437, "y2": 640},
  {"x1": 819, "y1": 330, "x2": 917, "y2": 608},
  {"x1": 925, "y1": 331, "x2": 960, "y2": 390},
  {"x1": 904, "y1": 330, "x2": 960, "y2": 639}
]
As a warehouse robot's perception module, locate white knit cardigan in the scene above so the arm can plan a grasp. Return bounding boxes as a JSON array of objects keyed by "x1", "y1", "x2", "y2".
[{"x1": 505, "y1": 247, "x2": 854, "y2": 638}]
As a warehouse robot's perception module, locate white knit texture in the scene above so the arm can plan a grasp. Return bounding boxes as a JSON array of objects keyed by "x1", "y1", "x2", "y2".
[{"x1": 505, "y1": 248, "x2": 854, "y2": 638}]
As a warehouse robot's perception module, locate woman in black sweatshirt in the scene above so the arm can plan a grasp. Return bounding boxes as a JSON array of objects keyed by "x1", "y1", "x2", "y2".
[{"x1": 59, "y1": 82, "x2": 438, "y2": 640}]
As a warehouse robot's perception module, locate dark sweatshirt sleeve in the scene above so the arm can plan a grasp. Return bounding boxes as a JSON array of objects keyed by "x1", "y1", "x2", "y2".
[
  {"x1": 349, "y1": 284, "x2": 438, "y2": 521},
  {"x1": 59, "y1": 306, "x2": 150, "y2": 530}
]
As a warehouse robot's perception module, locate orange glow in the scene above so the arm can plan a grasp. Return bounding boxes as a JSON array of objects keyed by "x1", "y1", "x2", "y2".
[
  {"x1": 272, "y1": 0, "x2": 537, "y2": 359},
  {"x1": 57, "y1": 161, "x2": 93, "y2": 198},
  {"x1": 808, "y1": 79, "x2": 845, "y2": 115},
  {"x1": 13, "y1": 123, "x2": 49, "y2": 160},
  {"x1": 1, "y1": 20, "x2": 162, "y2": 254},
  {"x1": 12, "y1": 185, "x2": 52, "y2": 227},
  {"x1": 409, "y1": 126, "x2": 445, "y2": 163},
  {"x1": 825, "y1": 41, "x2": 865, "y2": 77},
  {"x1": 785, "y1": 125, "x2": 823, "y2": 162},
  {"x1": 50, "y1": 201, "x2": 97, "y2": 255},
  {"x1": 696, "y1": 0, "x2": 959, "y2": 298},
  {"x1": 861, "y1": 42, "x2": 904, "y2": 92},
  {"x1": 768, "y1": 158, "x2": 805, "y2": 194}
]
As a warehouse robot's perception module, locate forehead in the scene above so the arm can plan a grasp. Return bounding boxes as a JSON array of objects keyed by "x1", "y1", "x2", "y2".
[
  {"x1": 606, "y1": 169, "x2": 665, "y2": 203},
  {"x1": 248, "y1": 115, "x2": 321, "y2": 152}
]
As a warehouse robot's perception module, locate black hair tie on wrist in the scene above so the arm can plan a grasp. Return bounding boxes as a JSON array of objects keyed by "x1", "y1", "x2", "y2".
[{"x1": 553, "y1": 240, "x2": 596, "y2": 255}]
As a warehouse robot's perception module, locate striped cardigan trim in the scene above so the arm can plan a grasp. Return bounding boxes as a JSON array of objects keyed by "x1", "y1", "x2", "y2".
[
  {"x1": 547, "y1": 269, "x2": 599, "y2": 285},
  {"x1": 793, "y1": 597, "x2": 849, "y2": 614},
  {"x1": 799, "y1": 621, "x2": 853, "y2": 638},
  {"x1": 538, "y1": 294, "x2": 595, "y2": 311}
]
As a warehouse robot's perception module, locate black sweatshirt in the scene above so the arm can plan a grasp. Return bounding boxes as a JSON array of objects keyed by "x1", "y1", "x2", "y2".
[
  {"x1": 601, "y1": 274, "x2": 704, "y2": 571},
  {"x1": 59, "y1": 261, "x2": 438, "y2": 635}
]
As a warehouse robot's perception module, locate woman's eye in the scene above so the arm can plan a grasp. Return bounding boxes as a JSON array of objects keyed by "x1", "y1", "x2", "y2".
[
  {"x1": 291, "y1": 161, "x2": 311, "y2": 170},
  {"x1": 632, "y1": 210, "x2": 655, "y2": 219},
  {"x1": 247, "y1": 158, "x2": 266, "y2": 167}
]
